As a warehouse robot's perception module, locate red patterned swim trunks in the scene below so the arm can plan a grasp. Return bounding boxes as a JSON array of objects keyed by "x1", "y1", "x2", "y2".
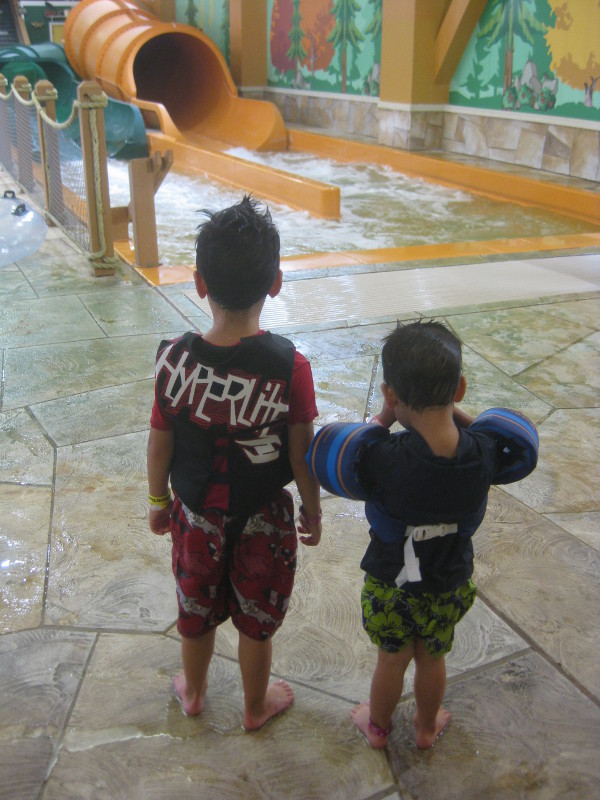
[{"x1": 170, "y1": 491, "x2": 297, "y2": 640}]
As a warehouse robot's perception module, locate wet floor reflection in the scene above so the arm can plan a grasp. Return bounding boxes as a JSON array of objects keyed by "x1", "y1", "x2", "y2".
[{"x1": 1, "y1": 168, "x2": 599, "y2": 799}]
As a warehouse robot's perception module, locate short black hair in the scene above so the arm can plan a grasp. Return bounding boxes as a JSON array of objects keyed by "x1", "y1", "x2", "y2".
[
  {"x1": 381, "y1": 320, "x2": 462, "y2": 411},
  {"x1": 195, "y1": 195, "x2": 280, "y2": 310}
]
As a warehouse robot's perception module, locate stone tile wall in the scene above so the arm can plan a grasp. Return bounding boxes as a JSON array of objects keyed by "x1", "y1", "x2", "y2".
[
  {"x1": 254, "y1": 89, "x2": 600, "y2": 183},
  {"x1": 442, "y1": 111, "x2": 600, "y2": 182}
]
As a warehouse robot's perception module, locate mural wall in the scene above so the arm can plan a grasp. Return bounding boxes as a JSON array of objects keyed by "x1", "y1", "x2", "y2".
[
  {"x1": 171, "y1": 0, "x2": 597, "y2": 124},
  {"x1": 450, "y1": 0, "x2": 600, "y2": 122},
  {"x1": 267, "y1": 0, "x2": 382, "y2": 96},
  {"x1": 175, "y1": 0, "x2": 230, "y2": 64}
]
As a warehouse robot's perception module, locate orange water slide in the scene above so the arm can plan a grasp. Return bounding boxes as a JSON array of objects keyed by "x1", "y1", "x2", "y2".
[{"x1": 63, "y1": 0, "x2": 340, "y2": 217}]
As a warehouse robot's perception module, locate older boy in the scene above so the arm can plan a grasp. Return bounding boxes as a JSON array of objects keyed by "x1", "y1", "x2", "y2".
[{"x1": 147, "y1": 196, "x2": 321, "y2": 730}]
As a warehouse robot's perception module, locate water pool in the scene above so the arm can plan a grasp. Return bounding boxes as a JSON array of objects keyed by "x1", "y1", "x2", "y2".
[{"x1": 107, "y1": 148, "x2": 597, "y2": 266}]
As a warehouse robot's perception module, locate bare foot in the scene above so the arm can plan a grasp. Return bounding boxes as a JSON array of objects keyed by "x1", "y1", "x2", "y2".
[
  {"x1": 173, "y1": 672, "x2": 207, "y2": 716},
  {"x1": 350, "y1": 702, "x2": 390, "y2": 749},
  {"x1": 243, "y1": 679, "x2": 294, "y2": 731},
  {"x1": 414, "y1": 707, "x2": 451, "y2": 748}
]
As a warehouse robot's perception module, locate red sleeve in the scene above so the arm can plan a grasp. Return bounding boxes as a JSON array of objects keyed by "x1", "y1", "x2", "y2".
[
  {"x1": 150, "y1": 382, "x2": 174, "y2": 430},
  {"x1": 288, "y1": 351, "x2": 318, "y2": 424}
]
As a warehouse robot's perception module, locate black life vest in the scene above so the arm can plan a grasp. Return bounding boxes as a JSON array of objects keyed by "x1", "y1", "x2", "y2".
[{"x1": 155, "y1": 331, "x2": 295, "y2": 519}]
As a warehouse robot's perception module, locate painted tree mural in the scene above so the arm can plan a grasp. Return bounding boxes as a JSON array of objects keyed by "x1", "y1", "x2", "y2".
[
  {"x1": 185, "y1": 0, "x2": 198, "y2": 27},
  {"x1": 364, "y1": 0, "x2": 381, "y2": 50},
  {"x1": 327, "y1": 0, "x2": 364, "y2": 93},
  {"x1": 362, "y1": 0, "x2": 381, "y2": 93},
  {"x1": 271, "y1": 0, "x2": 295, "y2": 77},
  {"x1": 546, "y1": 0, "x2": 600, "y2": 107},
  {"x1": 464, "y1": 28, "x2": 489, "y2": 100},
  {"x1": 287, "y1": 0, "x2": 308, "y2": 85},
  {"x1": 221, "y1": 0, "x2": 230, "y2": 64},
  {"x1": 300, "y1": 0, "x2": 335, "y2": 75},
  {"x1": 479, "y1": 0, "x2": 548, "y2": 92},
  {"x1": 267, "y1": 0, "x2": 383, "y2": 95}
]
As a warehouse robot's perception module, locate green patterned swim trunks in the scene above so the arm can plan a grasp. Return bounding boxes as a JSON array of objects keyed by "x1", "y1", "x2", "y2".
[{"x1": 361, "y1": 574, "x2": 477, "y2": 656}]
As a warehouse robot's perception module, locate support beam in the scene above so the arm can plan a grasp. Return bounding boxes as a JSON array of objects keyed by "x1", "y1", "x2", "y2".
[
  {"x1": 380, "y1": 0, "x2": 449, "y2": 104},
  {"x1": 381, "y1": 0, "x2": 485, "y2": 104},
  {"x1": 434, "y1": 0, "x2": 487, "y2": 85},
  {"x1": 230, "y1": 0, "x2": 267, "y2": 87}
]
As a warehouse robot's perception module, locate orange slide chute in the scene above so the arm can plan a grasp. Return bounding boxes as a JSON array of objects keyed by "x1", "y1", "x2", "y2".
[
  {"x1": 63, "y1": 0, "x2": 340, "y2": 217},
  {"x1": 63, "y1": 0, "x2": 286, "y2": 151}
]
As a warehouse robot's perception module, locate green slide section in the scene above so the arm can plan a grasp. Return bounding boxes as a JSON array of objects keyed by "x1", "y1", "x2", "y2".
[{"x1": 0, "y1": 43, "x2": 148, "y2": 159}]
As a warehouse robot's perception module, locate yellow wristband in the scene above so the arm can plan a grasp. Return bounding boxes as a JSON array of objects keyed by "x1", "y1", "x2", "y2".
[{"x1": 148, "y1": 492, "x2": 172, "y2": 509}]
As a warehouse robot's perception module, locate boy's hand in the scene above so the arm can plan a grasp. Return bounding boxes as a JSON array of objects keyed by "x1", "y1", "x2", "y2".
[
  {"x1": 371, "y1": 389, "x2": 397, "y2": 429},
  {"x1": 149, "y1": 503, "x2": 173, "y2": 535},
  {"x1": 297, "y1": 507, "x2": 322, "y2": 546}
]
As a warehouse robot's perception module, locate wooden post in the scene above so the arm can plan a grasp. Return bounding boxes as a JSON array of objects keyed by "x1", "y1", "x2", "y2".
[
  {"x1": 128, "y1": 150, "x2": 173, "y2": 267},
  {"x1": 12, "y1": 76, "x2": 34, "y2": 192},
  {"x1": 34, "y1": 79, "x2": 64, "y2": 221},
  {"x1": 0, "y1": 74, "x2": 12, "y2": 170},
  {"x1": 77, "y1": 81, "x2": 115, "y2": 275}
]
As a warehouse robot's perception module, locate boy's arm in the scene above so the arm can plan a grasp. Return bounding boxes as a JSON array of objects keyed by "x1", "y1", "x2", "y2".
[
  {"x1": 147, "y1": 426, "x2": 175, "y2": 535},
  {"x1": 288, "y1": 421, "x2": 322, "y2": 547}
]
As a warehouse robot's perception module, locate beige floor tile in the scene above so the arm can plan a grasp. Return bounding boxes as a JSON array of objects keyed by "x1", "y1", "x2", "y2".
[
  {"x1": 518, "y1": 331, "x2": 600, "y2": 408},
  {"x1": 0, "y1": 295, "x2": 105, "y2": 349},
  {"x1": 450, "y1": 306, "x2": 594, "y2": 376},
  {"x1": 2, "y1": 334, "x2": 165, "y2": 410},
  {"x1": 46, "y1": 432, "x2": 176, "y2": 630},
  {"x1": 0, "y1": 629, "x2": 95, "y2": 799},
  {"x1": 31, "y1": 378, "x2": 155, "y2": 446},
  {"x1": 43, "y1": 635, "x2": 394, "y2": 800},
  {"x1": 1, "y1": 168, "x2": 599, "y2": 798},
  {"x1": 532, "y1": 296, "x2": 600, "y2": 330},
  {"x1": 0, "y1": 408, "x2": 54, "y2": 484},
  {"x1": 544, "y1": 511, "x2": 600, "y2": 550},
  {"x1": 474, "y1": 490, "x2": 600, "y2": 700},
  {"x1": 311, "y1": 354, "x2": 376, "y2": 424},
  {"x1": 503, "y1": 408, "x2": 600, "y2": 513},
  {"x1": 0, "y1": 484, "x2": 52, "y2": 633},
  {"x1": 387, "y1": 652, "x2": 600, "y2": 800}
]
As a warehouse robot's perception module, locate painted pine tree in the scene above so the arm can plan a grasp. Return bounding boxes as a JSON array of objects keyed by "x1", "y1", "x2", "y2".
[{"x1": 327, "y1": 0, "x2": 364, "y2": 93}]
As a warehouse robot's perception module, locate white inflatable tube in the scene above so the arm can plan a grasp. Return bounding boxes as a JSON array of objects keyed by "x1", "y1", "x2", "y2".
[{"x1": 0, "y1": 191, "x2": 47, "y2": 267}]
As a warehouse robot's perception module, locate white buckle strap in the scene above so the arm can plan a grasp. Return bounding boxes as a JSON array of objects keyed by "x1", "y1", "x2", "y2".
[
  {"x1": 396, "y1": 522, "x2": 458, "y2": 585},
  {"x1": 408, "y1": 522, "x2": 458, "y2": 542}
]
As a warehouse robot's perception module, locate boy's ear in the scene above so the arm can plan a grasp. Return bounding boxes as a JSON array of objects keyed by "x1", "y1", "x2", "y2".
[
  {"x1": 268, "y1": 269, "x2": 283, "y2": 298},
  {"x1": 194, "y1": 271, "x2": 208, "y2": 299},
  {"x1": 381, "y1": 382, "x2": 398, "y2": 407},
  {"x1": 454, "y1": 374, "x2": 467, "y2": 403}
]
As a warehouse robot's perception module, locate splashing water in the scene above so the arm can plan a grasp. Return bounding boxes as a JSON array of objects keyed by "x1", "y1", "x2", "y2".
[{"x1": 107, "y1": 149, "x2": 594, "y2": 266}]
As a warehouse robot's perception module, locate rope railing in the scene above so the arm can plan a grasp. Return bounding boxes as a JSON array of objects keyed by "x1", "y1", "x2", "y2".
[{"x1": 0, "y1": 74, "x2": 117, "y2": 275}]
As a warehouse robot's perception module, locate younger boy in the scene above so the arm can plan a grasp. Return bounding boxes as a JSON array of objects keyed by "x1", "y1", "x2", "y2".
[
  {"x1": 147, "y1": 196, "x2": 322, "y2": 731},
  {"x1": 309, "y1": 319, "x2": 537, "y2": 749}
]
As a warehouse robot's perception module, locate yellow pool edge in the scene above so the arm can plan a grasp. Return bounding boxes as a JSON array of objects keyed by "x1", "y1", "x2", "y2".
[
  {"x1": 122, "y1": 231, "x2": 600, "y2": 287},
  {"x1": 117, "y1": 132, "x2": 600, "y2": 287},
  {"x1": 287, "y1": 129, "x2": 600, "y2": 227}
]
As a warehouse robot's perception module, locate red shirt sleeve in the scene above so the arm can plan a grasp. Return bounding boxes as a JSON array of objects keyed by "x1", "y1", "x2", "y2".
[
  {"x1": 288, "y1": 351, "x2": 318, "y2": 424},
  {"x1": 150, "y1": 382, "x2": 173, "y2": 430}
]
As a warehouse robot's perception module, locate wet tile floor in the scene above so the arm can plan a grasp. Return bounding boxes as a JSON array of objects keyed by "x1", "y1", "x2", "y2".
[{"x1": 1, "y1": 167, "x2": 600, "y2": 800}]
